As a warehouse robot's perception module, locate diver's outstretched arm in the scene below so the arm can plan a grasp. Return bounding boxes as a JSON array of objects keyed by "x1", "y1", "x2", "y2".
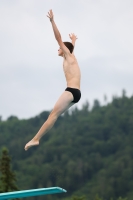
[{"x1": 47, "y1": 9, "x2": 69, "y2": 55}]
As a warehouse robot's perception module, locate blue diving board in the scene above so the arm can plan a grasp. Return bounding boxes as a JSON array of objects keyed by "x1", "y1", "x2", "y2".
[{"x1": 0, "y1": 187, "x2": 67, "y2": 199}]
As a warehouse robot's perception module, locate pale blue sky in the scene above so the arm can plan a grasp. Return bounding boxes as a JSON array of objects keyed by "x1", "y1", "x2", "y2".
[{"x1": 0, "y1": 0, "x2": 133, "y2": 119}]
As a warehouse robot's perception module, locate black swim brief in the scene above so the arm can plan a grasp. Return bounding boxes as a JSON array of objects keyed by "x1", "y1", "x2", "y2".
[{"x1": 65, "y1": 87, "x2": 81, "y2": 103}]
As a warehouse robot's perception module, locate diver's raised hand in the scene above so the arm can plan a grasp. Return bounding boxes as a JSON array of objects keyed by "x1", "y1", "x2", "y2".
[
  {"x1": 47, "y1": 9, "x2": 54, "y2": 22},
  {"x1": 69, "y1": 33, "x2": 78, "y2": 41}
]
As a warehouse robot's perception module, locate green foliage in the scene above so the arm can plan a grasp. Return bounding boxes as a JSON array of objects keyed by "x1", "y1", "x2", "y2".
[
  {"x1": 0, "y1": 92, "x2": 133, "y2": 200},
  {"x1": 71, "y1": 196, "x2": 86, "y2": 200},
  {"x1": 117, "y1": 197, "x2": 128, "y2": 200},
  {"x1": 0, "y1": 147, "x2": 19, "y2": 193}
]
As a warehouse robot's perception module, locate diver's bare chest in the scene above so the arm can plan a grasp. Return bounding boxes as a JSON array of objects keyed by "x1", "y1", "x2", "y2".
[
  {"x1": 63, "y1": 57, "x2": 75, "y2": 68},
  {"x1": 63, "y1": 62, "x2": 75, "y2": 75}
]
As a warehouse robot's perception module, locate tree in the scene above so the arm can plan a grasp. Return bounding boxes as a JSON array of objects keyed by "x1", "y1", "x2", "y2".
[
  {"x1": 122, "y1": 89, "x2": 126, "y2": 98},
  {"x1": 117, "y1": 197, "x2": 127, "y2": 200},
  {"x1": 0, "y1": 147, "x2": 19, "y2": 193},
  {"x1": 92, "y1": 99, "x2": 100, "y2": 110},
  {"x1": 104, "y1": 94, "x2": 107, "y2": 105},
  {"x1": 82, "y1": 101, "x2": 89, "y2": 112},
  {"x1": 71, "y1": 196, "x2": 86, "y2": 200},
  {"x1": 7, "y1": 116, "x2": 18, "y2": 121}
]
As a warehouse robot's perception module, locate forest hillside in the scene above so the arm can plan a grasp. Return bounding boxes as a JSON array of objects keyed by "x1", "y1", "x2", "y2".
[{"x1": 0, "y1": 93, "x2": 133, "y2": 200}]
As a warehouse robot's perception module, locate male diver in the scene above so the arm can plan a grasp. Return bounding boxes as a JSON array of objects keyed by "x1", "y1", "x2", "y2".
[{"x1": 25, "y1": 9, "x2": 81, "y2": 150}]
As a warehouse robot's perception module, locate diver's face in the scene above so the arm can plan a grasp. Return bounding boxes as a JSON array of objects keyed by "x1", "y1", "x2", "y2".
[{"x1": 58, "y1": 48, "x2": 63, "y2": 57}]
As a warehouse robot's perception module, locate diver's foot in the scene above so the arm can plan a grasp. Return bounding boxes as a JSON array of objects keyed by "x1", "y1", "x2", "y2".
[{"x1": 24, "y1": 139, "x2": 39, "y2": 151}]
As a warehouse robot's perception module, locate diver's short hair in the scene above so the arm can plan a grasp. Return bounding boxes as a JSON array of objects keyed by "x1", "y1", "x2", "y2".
[{"x1": 63, "y1": 42, "x2": 74, "y2": 53}]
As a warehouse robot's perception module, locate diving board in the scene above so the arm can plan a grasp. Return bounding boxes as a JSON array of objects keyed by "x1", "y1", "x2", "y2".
[{"x1": 0, "y1": 187, "x2": 67, "y2": 199}]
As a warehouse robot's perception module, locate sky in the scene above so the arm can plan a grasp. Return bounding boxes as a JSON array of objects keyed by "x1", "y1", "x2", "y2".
[{"x1": 0, "y1": 0, "x2": 133, "y2": 120}]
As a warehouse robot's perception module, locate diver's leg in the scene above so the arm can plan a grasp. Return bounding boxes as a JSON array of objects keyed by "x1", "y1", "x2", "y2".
[{"x1": 24, "y1": 91, "x2": 74, "y2": 150}]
